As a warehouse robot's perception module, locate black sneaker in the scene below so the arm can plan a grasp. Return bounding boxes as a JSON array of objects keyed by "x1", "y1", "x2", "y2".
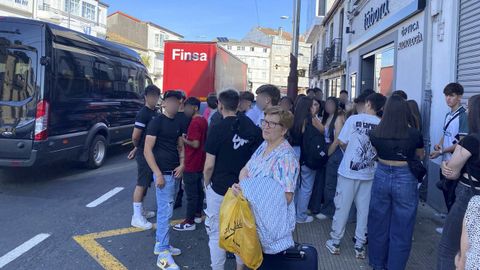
[{"x1": 173, "y1": 220, "x2": 196, "y2": 231}]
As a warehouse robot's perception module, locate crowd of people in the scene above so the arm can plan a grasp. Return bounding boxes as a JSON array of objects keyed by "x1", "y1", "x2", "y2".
[{"x1": 126, "y1": 82, "x2": 480, "y2": 270}]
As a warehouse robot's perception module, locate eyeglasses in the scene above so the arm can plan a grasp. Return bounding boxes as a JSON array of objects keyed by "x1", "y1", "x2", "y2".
[{"x1": 260, "y1": 119, "x2": 283, "y2": 129}]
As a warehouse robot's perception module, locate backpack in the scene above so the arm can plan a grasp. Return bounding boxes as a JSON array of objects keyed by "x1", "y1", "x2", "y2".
[{"x1": 301, "y1": 119, "x2": 328, "y2": 169}]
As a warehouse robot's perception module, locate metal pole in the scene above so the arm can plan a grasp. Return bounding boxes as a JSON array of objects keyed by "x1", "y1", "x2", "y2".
[
  {"x1": 287, "y1": 0, "x2": 301, "y2": 100},
  {"x1": 68, "y1": 0, "x2": 71, "y2": 29}
]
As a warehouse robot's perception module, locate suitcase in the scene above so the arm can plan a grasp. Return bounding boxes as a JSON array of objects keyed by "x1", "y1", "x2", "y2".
[{"x1": 258, "y1": 243, "x2": 318, "y2": 270}]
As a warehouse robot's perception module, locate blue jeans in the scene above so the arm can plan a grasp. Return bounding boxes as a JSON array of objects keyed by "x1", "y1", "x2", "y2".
[
  {"x1": 319, "y1": 147, "x2": 343, "y2": 218},
  {"x1": 437, "y1": 183, "x2": 475, "y2": 270},
  {"x1": 295, "y1": 165, "x2": 317, "y2": 221},
  {"x1": 368, "y1": 163, "x2": 419, "y2": 270},
  {"x1": 155, "y1": 174, "x2": 177, "y2": 252}
]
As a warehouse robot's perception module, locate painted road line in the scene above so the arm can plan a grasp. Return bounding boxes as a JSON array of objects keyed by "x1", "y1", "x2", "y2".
[
  {"x1": 86, "y1": 187, "x2": 124, "y2": 208},
  {"x1": 73, "y1": 226, "x2": 150, "y2": 270},
  {"x1": 0, "y1": 233, "x2": 50, "y2": 269}
]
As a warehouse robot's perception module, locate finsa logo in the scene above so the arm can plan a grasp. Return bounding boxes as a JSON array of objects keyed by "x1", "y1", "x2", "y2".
[{"x1": 172, "y1": 49, "x2": 208, "y2": 61}]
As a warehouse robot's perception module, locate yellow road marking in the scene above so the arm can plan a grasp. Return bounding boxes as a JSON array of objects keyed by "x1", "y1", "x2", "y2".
[
  {"x1": 73, "y1": 226, "x2": 149, "y2": 270},
  {"x1": 73, "y1": 216, "x2": 205, "y2": 270}
]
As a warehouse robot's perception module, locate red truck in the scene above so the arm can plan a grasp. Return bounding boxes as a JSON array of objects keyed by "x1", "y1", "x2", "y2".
[{"x1": 163, "y1": 41, "x2": 248, "y2": 99}]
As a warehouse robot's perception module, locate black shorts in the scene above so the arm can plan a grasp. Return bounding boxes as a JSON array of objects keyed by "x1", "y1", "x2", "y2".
[{"x1": 136, "y1": 152, "x2": 153, "y2": 187}]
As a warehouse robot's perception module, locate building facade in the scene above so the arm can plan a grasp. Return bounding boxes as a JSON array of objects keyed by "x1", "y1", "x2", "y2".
[
  {"x1": 305, "y1": 0, "x2": 480, "y2": 212},
  {"x1": 107, "y1": 11, "x2": 183, "y2": 88},
  {"x1": 218, "y1": 40, "x2": 271, "y2": 92},
  {"x1": 0, "y1": 0, "x2": 108, "y2": 38},
  {"x1": 244, "y1": 27, "x2": 311, "y2": 94}
]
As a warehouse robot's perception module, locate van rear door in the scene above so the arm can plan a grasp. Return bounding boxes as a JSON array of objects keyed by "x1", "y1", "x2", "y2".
[{"x1": 0, "y1": 22, "x2": 41, "y2": 159}]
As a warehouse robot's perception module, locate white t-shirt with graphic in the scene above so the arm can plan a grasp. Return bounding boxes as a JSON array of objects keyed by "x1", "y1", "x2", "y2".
[{"x1": 337, "y1": 113, "x2": 381, "y2": 180}]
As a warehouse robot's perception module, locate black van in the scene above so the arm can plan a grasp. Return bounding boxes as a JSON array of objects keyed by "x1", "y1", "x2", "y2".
[{"x1": 0, "y1": 17, "x2": 151, "y2": 168}]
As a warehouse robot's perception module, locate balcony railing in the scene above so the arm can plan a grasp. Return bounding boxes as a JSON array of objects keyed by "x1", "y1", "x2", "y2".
[
  {"x1": 323, "y1": 38, "x2": 343, "y2": 71},
  {"x1": 310, "y1": 54, "x2": 324, "y2": 76}
]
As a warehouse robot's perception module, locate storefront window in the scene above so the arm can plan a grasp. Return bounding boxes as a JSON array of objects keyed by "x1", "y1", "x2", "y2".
[{"x1": 361, "y1": 44, "x2": 395, "y2": 96}]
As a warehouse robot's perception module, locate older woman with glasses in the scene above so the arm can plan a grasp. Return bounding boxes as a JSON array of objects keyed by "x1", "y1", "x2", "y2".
[{"x1": 232, "y1": 106, "x2": 299, "y2": 269}]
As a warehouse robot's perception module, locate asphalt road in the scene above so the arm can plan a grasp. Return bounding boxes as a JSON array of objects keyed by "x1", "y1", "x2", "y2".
[{"x1": 0, "y1": 145, "x2": 230, "y2": 270}]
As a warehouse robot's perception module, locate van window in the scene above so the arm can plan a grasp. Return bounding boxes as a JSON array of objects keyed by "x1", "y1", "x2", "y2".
[
  {"x1": 92, "y1": 61, "x2": 114, "y2": 99},
  {"x1": 55, "y1": 49, "x2": 92, "y2": 101},
  {"x1": 0, "y1": 48, "x2": 36, "y2": 102}
]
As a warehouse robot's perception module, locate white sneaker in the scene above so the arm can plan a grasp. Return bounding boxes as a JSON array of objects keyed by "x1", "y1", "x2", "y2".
[
  {"x1": 436, "y1": 227, "x2": 443, "y2": 234},
  {"x1": 154, "y1": 243, "x2": 182, "y2": 256},
  {"x1": 194, "y1": 216, "x2": 203, "y2": 224},
  {"x1": 157, "y1": 251, "x2": 180, "y2": 270},
  {"x1": 131, "y1": 215, "x2": 152, "y2": 230},
  {"x1": 143, "y1": 209, "x2": 156, "y2": 219},
  {"x1": 173, "y1": 221, "x2": 196, "y2": 231},
  {"x1": 297, "y1": 216, "x2": 314, "y2": 224},
  {"x1": 315, "y1": 213, "x2": 329, "y2": 220}
]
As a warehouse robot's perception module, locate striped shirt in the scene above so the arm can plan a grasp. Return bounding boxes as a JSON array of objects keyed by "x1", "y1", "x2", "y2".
[{"x1": 241, "y1": 176, "x2": 296, "y2": 254}]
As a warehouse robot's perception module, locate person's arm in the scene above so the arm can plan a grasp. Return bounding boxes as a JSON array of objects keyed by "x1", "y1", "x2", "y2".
[
  {"x1": 144, "y1": 135, "x2": 166, "y2": 188},
  {"x1": 337, "y1": 117, "x2": 350, "y2": 150},
  {"x1": 328, "y1": 115, "x2": 345, "y2": 156},
  {"x1": 182, "y1": 136, "x2": 200, "y2": 148},
  {"x1": 430, "y1": 135, "x2": 445, "y2": 159},
  {"x1": 173, "y1": 136, "x2": 185, "y2": 178},
  {"x1": 203, "y1": 153, "x2": 216, "y2": 187},
  {"x1": 131, "y1": 128, "x2": 142, "y2": 148},
  {"x1": 441, "y1": 145, "x2": 472, "y2": 180}
]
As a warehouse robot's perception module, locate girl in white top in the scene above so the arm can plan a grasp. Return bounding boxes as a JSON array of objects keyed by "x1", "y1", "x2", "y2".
[{"x1": 456, "y1": 195, "x2": 480, "y2": 270}]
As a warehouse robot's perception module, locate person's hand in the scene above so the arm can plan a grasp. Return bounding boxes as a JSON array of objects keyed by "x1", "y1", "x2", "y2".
[
  {"x1": 430, "y1": 150, "x2": 441, "y2": 159},
  {"x1": 232, "y1": 183, "x2": 242, "y2": 196},
  {"x1": 181, "y1": 134, "x2": 188, "y2": 143},
  {"x1": 155, "y1": 173, "x2": 166, "y2": 189},
  {"x1": 441, "y1": 161, "x2": 454, "y2": 178},
  {"x1": 127, "y1": 147, "x2": 137, "y2": 160},
  {"x1": 312, "y1": 117, "x2": 324, "y2": 133},
  {"x1": 434, "y1": 144, "x2": 442, "y2": 151},
  {"x1": 173, "y1": 164, "x2": 184, "y2": 178},
  {"x1": 239, "y1": 167, "x2": 249, "y2": 181}
]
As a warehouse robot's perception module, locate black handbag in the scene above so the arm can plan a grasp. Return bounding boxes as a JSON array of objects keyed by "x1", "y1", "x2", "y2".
[{"x1": 408, "y1": 159, "x2": 427, "y2": 182}]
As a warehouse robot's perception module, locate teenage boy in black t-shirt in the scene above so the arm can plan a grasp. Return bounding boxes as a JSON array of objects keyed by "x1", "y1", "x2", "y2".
[
  {"x1": 128, "y1": 85, "x2": 160, "y2": 230},
  {"x1": 203, "y1": 89, "x2": 262, "y2": 270},
  {"x1": 144, "y1": 90, "x2": 184, "y2": 270}
]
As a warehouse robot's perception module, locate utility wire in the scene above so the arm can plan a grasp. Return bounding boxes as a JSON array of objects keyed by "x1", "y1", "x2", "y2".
[{"x1": 253, "y1": 0, "x2": 261, "y2": 27}]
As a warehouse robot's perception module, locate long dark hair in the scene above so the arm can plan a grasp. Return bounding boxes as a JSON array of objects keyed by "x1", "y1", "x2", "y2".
[
  {"x1": 468, "y1": 95, "x2": 480, "y2": 135},
  {"x1": 322, "y1": 97, "x2": 340, "y2": 141},
  {"x1": 468, "y1": 95, "x2": 480, "y2": 159},
  {"x1": 407, "y1": 100, "x2": 422, "y2": 132},
  {"x1": 292, "y1": 96, "x2": 314, "y2": 140},
  {"x1": 373, "y1": 95, "x2": 410, "y2": 139}
]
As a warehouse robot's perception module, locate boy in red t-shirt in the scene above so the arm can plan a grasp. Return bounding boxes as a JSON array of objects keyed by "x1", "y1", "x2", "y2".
[{"x1": 173, "y1": 97, "x2": 208, "y2": 231}]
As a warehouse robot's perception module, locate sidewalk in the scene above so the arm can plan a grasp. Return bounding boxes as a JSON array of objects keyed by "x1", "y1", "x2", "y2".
[{"x1": 294, "y1": 202, "x2": 443, "y2": 270}]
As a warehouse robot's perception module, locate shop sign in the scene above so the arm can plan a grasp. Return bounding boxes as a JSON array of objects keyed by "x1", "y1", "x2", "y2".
[
  {"x1": 398, "y1": 21, "x2": 423, "y2": 50},
  {"x1": 364, "y1": 0, "x2": 390, "y2": 30}
]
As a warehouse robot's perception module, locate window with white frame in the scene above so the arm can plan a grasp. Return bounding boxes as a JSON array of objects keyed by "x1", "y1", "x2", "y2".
[
  {"x1": 154, "y1": 34, "x2": 160, "y2": 47},
  {"x1": 64, "y1": 0, "x2": 80, "y2": 15},
  {"x1": 250, "y1": 47, "x2": 255, "y2": 52},
  {"x1": 82, "y1": 1, "x2": 96, "y2": 21},
  {"x1": 15, "y1": 0, "x2": 29, "y2": 5},
  {"x1": 263, "y1": 48, "x2": 267, "y2": 53}
]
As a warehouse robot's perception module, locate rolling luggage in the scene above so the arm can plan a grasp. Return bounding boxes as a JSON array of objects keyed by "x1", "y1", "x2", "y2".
[{"x1": 258, "y1": 243, "x2": 318, "y2": 270}]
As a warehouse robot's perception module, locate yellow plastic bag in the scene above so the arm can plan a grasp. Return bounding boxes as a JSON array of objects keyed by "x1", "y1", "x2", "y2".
[{"x1": 219, "y1": 188, "x2": 263, "y2": 269}]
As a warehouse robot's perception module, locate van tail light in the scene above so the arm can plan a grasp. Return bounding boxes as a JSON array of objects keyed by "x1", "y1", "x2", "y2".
[{"x1": 34, "y1": 100, "x2": 49, "y2": 141}]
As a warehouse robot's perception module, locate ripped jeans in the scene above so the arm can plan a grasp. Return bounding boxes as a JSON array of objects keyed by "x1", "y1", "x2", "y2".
[{"x1": 155, "y1": 174, "x2": 178, "y2": 252}]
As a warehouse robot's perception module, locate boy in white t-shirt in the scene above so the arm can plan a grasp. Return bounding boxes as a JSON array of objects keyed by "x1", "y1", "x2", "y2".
[{"x1": 325, "y1": 93, "x2": 386, "y2": 259}]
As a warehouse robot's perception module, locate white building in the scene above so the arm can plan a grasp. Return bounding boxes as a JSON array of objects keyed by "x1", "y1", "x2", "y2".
[
  {"x1": 305, "y1": 0, "x2": 480, "y2": 211},
  {"x1": 107, "y1": 11, "x2": 183, "y2": 88},
  {"x1": 244, "y1": 27, "x2": 311, "y2": 95},
  {"x1": 218, "y1": 39, "x2": 271, "y2": 92},
  {"x1": 0, "y1": 0, "x2": 108, "y2": 38}
]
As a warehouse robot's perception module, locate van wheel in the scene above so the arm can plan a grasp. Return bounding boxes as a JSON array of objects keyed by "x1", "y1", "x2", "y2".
[{"x1": 85, "y1": 135, "x2": 107, "y2": 169}]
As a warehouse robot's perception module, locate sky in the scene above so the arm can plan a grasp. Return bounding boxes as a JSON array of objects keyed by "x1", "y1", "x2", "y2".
[{"x1": 106, "y1": 0, "x2": 309, "y2": 41}]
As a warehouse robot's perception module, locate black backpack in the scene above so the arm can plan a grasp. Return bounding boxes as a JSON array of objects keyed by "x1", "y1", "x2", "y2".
[{"x1": 301, "y1": 119, "x2": 328, "y2": 169}]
